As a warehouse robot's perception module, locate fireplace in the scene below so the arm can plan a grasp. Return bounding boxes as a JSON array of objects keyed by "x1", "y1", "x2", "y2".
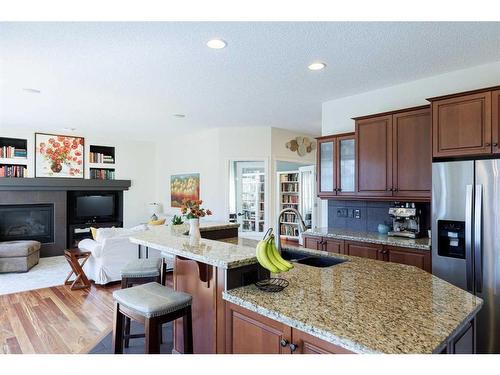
[{"x1": 0, "y1": 204, "x2": 54, "y2": 243}]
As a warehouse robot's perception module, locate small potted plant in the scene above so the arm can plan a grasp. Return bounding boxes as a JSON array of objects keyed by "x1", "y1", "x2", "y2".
[
  {"x1": 171, "y1": 215, "x2": 184, "y2": 225},
  {"x1": 180, "y1": 199, "x2": 212, "y2": 238}
]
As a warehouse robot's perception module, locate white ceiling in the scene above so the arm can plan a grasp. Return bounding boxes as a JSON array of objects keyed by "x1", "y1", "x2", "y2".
[{"x1": 1, "y1": 22, "x2": 500, "y2": 139}]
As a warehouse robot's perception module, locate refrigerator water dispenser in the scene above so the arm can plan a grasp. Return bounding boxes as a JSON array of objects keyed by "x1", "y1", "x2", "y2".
[{"x1": 437, "y1": 220, "x2": 466, "y2": 259}]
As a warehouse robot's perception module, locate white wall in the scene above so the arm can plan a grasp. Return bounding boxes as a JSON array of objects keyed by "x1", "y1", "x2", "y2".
[
  {"x1": 322, "y1": 60, "x2": 500, "y2": 135},
  {"x1": 319, "y1": 59, "x2": 500, "y2": 227},
  {"x1": 155, "y1": 126, "x2": 316, "y2": 232},
  {"x1": 0, "y1": 127, "x2": 156, "y2": 227}
]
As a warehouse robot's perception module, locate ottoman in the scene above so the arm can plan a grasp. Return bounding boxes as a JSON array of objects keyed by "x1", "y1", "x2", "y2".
[{"x1": 0, "y1": 240, "x2": 41, "y2": 273}]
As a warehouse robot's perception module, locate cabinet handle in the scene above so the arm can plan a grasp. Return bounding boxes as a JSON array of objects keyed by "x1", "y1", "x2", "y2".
[
  {"x1": 337, "y1": 188, "x2": 342, "y2": 192},
  {"x1": 289, "y1": 343, "x2": 298, "y2": 352},
  {"x1": 394, "y1": 188, "x2": 399, "y2": 192},
  {"x1": 493, "y1": 143, "x2": 498, "y2": 147},
  {"x1": 486, "y1": 143, "x2": 491, "y2": 147},
  {"x1": 280, "y1": 339, "x2": 289, "y2": 347}
]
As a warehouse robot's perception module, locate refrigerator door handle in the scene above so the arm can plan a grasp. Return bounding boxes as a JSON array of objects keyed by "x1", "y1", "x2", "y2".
[
  {"x1": 465, "y1": 184, "x2": 474, "y2": 292},
  {"x1": 474, "y1": 184, "x2": 483, "y2": 293}
]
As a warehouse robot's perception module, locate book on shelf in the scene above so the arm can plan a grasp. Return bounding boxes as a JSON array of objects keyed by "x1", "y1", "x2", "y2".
[
  {"x1": 90, "y1": 169, "x2": 115, "y2": 180},
  {"x1": 280, "y1": 212, "x2": 297, "y2": 223},
  {"x1": 280, "y1": 173, "x2": 299, "y2": 182},
  {"x1": 0, "y1": 146, "x2": 27, "y2": 159},
  {"x1": 0, "y1": 164, "x2": 26, "y2": 177},
  {"x1": 89, "y1": 152, "x2": 115, "y2": 164},
  {"x1": 282, "y1": 195, "x2": 299, "y2": 204},
  {"x1": 280, "y1": 224, "x2": 299, "y2": 237}
]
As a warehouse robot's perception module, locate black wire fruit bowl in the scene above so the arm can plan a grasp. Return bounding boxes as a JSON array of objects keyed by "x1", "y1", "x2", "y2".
[{"x1": 255, "y1": 278, "x2": 289, "y2": 292}]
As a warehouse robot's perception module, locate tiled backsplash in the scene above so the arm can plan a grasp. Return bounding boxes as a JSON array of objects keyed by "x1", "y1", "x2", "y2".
[{"x1": 328, "y1": 200, "x2": 430, "y2": 233}]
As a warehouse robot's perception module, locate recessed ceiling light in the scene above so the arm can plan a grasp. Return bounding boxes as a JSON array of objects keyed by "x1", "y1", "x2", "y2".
[
  {"x1": 62, "y1": 127, "x2": 77, "y2": 131},
  {"x1": 308, "y1": 62, "x2": 326, "y2": 71},
  {"x1": 173, "y1": 114, "x2": 186, "y2": 118},
  {"x1": 207, "y1": 39, "x2": 227, "y2": 49},
  {"x1": 23, "y1": 88, "x2": 41, "y2": 93}
]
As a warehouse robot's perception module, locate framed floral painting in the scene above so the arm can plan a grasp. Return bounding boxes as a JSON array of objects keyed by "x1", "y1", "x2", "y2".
[
  {"x1": 35, "y1": 133, "x2": 84, "y2": 178},
  {"x1": 170, "y1": 173, "x2": 200, "y2": 207}
]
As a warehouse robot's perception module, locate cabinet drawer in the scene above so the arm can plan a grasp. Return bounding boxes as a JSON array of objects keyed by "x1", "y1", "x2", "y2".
[
  {"x1": 385, "y1": 246, "x2": 431, "y2": 272},
  {"x1": 303, "y1": 235, "x2": 323, "y2": 250},
  {"x1": 344, "y1": 241, "x2": 384, "y2": 260}
]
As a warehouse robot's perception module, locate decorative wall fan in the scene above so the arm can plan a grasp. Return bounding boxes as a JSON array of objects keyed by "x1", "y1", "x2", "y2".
[{"x1": 285, "y1": 136, "x2": 316, "y2": 156}]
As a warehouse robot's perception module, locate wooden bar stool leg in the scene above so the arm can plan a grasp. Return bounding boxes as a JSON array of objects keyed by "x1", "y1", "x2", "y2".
[
  {"x1": 112, "y1": 302, "x2": 124, "y2": 354},
  {"x1": 124, "y1": 317, "x2": 131, "y2": 348},
  {"x1": 144, "y1": 318, "x2": 160, "y2": 354},
  {"x1": 183, "y1": 306, "x2": 194, "y2": 354}
]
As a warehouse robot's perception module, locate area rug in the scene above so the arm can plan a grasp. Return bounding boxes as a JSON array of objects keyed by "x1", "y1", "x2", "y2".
[
  {"x1": 0, "y1": 256, "x2": 70, "y2": 295},
  {"x1": 89, "y1": 321, "x2": 173, "y2": 354}
]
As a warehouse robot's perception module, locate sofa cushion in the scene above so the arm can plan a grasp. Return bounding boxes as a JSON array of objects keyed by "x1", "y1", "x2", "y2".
[
  {"x1": 95, "y1": 224, "x2": 148, "y2": 243},
  {"x1": 0, "y1": 241, "x2": 41, "y2": 258}
]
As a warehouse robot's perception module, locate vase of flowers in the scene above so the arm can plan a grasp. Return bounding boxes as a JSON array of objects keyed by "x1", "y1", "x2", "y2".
[{"x1": 180, "y1": 199, "x2": 212, "y2": 239}]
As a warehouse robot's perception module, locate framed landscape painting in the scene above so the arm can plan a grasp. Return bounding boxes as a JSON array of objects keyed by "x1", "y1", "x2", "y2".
[
  {"x1": 35, "y1": 133, "x2": 84, "y2": 178},
  {"x1": 171, "y1": 173, "x2": 200, "y2": 207}
]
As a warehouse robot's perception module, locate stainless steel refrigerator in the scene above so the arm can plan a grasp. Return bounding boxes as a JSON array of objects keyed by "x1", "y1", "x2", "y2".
[{"x1": 432, "y1": 160, "x2": 500, "y2": 353}]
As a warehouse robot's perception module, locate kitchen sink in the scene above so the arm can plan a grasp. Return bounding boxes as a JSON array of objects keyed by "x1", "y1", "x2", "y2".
[{"x1": 280, "y1": 248, "x2": 347, "y2": 268}]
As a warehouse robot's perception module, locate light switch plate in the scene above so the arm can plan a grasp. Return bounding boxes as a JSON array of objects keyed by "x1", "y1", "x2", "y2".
[{"x1": 353, "y1": 209, "x2": 361, "y2": 219}]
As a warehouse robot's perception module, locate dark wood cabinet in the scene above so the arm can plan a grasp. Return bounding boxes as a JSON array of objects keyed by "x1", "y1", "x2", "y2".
[
  {"x1": 303, "y1": 235, "x2": 323, "y2": 251},
  {"x1": 430, "y1": 91, "x2": 492, "y2": 158},
  {"x1": 355, "y1": 115, "x2": 393, "y2": 196},
  {"x1": 303, "y1": 236, "x2": 344, "y2": 254},
  {"x1": 323, "y1": 238, "x2": 344, "y2": 254},
  {"x1": 385, "y1": 246, "x2": 431, "y2": 272},
  {"x1": 344, "y1": 241, "x2": 384, "y2": 260},
  {"x1": 225, "y1": 302, "x2": 353, "y2": 354},
  {"x1": 493, "y1": 90, "x2": 500, "y2": 155},
  {"x1": 392, "y1": 107, "x2": 432, "y2": 198},
  {"x1": 316, "y1": 132, "x2": 355, "y2": 198},
  {"x1": 317, "y1": 136, "x2": 337, "y2": 197},
  {"x1": 225, "y1": 302, "x2": 291, "y2": 354},
  {"x1": 353, "y1": 105, "x2": 431, "y2": 201},
  {"x1": 291, "y1": 329, "x2": 353, "y2": 354}
]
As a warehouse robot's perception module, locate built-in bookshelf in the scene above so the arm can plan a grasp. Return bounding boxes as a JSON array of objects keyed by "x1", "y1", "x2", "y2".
[
  {"x1": 278, "y1": 171, "x2": 300, "y2": 240},
  {"x1": 88, "y1": 145, "x2": 116, "y2": 180},
  {"x1": 0, "y1": 137, "x2": 28, "y2": 178},
  {"x1": 241, "y1": 171, "x2": 265, "y2": 233}
]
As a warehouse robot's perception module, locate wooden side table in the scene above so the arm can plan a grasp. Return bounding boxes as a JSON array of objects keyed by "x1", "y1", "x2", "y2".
[{"x1": 64, "y1": 249, "x2": 91, "y2": 290}]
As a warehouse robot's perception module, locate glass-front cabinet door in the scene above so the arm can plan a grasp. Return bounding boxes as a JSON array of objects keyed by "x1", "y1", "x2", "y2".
[
  {"x1": 337, "y1": 134, "x2": 356, "y2": 195},
  {"x1": 317, "y1": 137, "x2": 336, "y2": 196}
]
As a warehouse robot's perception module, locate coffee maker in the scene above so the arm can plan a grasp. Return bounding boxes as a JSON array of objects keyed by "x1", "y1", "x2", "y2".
[{"x1": 387, "y1": 203, "x2": 421, "y2": 238}]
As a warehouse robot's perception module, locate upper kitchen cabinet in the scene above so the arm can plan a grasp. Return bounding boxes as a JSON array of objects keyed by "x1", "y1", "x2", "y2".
[
  {"x1": 336, "y1": 134, "x2": 356, "y2": 196},
  {"x1": 428, "y1": 89, "x2": 492, "y2": 158},
  {"x1": 353, "y1": 105, "x2": 431, "y2": 201},
  {"x1": 392, "y1": 107, "x2": 431, "y2": 198},
  {"x1": 493, "y1": 90, "x2": 500, "y2": 155},
  {"x1": 317, "y1": 136, "x2": 336, "y2": 197},
  {"x1": 355, "y1": 114, "x2": 393, "y2": 197},
  {"x1": 316, "y1": 132, "x2": 355, "y2": 198}
]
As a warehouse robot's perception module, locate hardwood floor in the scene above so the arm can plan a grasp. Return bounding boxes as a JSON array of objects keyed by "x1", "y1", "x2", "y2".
[
  {"x1": 0, "y1": 283, "x2": 118, "y2": 354},
  {"x1": 0, "y1": 272, "x2": 174, "y2": 354}
]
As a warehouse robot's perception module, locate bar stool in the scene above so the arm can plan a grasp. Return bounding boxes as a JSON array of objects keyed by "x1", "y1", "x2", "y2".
[
  {"x1": 120, "y1": 258, "x2": 162, "y2": 348},
  {"x1": 112, "y1": 282, "x2": 193, "y2": 354}
]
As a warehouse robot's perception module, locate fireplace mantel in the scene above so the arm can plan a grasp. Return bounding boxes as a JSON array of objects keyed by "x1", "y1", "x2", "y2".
[{"x1": 0, "y1": 178, "x2": 131, "y2": 191}]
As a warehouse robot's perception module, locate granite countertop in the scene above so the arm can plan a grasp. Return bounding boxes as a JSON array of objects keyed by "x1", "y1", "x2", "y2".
[
  {"x1": 129, "y1": 221, "x2": 258, "y2": 269},
  {"x1": 305, "y1": 228, "x2": 431, "y2": 251},
  {"x1": 223, "y1": 248, "x2": 482, "y2": 354}
]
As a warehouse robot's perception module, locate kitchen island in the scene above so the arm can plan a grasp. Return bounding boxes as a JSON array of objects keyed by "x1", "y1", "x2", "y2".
[{"x1": 130, "y1": 224, "x2": 482, "y2": 354}]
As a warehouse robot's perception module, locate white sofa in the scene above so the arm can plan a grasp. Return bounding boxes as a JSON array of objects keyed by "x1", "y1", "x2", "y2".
[{"x1": 78, "y1": 225, "x2": 164, "y2": 285}]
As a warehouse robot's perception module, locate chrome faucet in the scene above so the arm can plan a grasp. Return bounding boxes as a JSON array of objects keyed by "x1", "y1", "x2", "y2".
[{"x1": 276, "y1": 207, "x2": 307, "y2": 252}]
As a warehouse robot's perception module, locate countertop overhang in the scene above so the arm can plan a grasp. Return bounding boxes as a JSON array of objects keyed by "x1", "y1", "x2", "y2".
[{"x1": 129, "y1": 221, "x2": 256, "y2": 269}]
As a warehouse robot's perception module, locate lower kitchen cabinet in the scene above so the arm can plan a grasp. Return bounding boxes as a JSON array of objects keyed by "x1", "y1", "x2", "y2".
[
  {"x1": 303, "y1": 235, "x2": 324, "y2": 251},
  {"x1": 344, "y1": 241, "x2": 384, "y2": 260},
  {"x1": 225, "y1": 302, "x2": 353, "y2": 354},
  {"x1": 303, "y1": 235, "x2": 344, "y2": 254},
  {"x1": 385, "y1": 246, "x2": 431, "y2": 273}
]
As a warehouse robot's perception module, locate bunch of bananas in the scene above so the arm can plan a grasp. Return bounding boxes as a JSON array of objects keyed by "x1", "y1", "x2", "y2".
[{"x1": 256, "y1": 233, "x2": 293, "y2": 274}]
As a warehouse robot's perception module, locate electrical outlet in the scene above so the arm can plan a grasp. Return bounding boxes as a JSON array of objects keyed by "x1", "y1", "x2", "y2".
[
  {"x1": 353, "y1": 209, "x2": 361, "y2": 219},
  {"x1": 336, "y1": 208, "x2": 348, "y2": 218}
]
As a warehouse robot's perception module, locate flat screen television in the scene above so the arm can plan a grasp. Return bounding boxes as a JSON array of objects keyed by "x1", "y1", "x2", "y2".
[{"x1": 75, "y1": 194, "x2": 116, "y2": 221}]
